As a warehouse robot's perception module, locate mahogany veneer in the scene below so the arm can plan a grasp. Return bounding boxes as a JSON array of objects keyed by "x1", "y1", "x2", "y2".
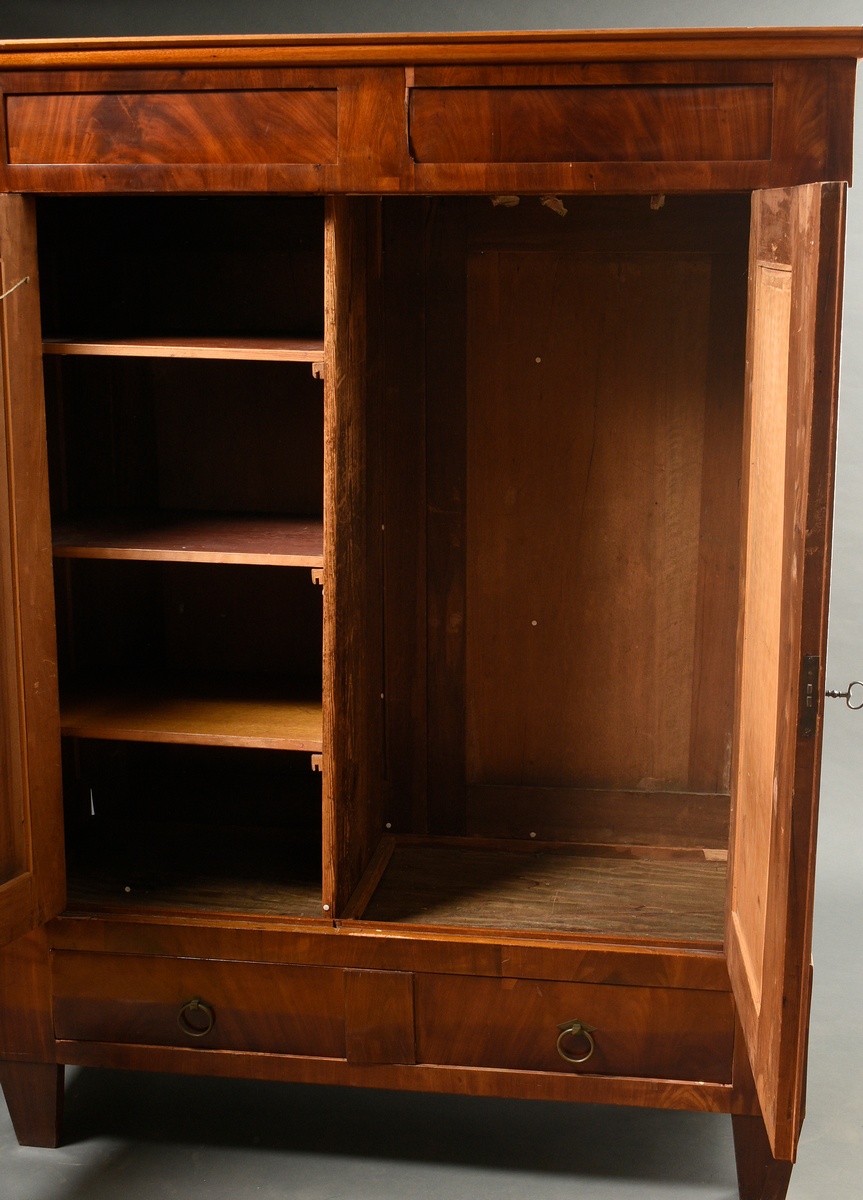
[{"x1": 0, "y1": 27, "x2": 860, "y2": 1200}]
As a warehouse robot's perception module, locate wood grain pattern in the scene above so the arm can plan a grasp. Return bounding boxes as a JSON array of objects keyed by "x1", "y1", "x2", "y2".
[
  {"x1": 359, "y1": 840, "x2": 726, "y2": 943},
  {"x1": 732, "y1": 1115, "x2": 793, "y2": 1198},
  {"x1": 60, "y1": 675, "x2": 323, "y2": 750},
  {"x1": 686, "y1": 240, "x2": 747, "y2": 789},
  {"x1": 415, "y1": 973, "x2": 733, "y2": 1082},
  {"x1": 412, "y1": 62, "x2": 776, "y2": 87},
  {"x1": 466, "y1": 784, "x2": 730, "y2": 848},
  {"x1": 57, "y1": 1036, "x2": 735, "y2": 1113},
  {"x1": 410, "y1": 85, "x2": 772, "y2": 164},
  {"x1": 52, "y1": 513, "x2": 324, "y2": 566},
  {"x1": 0, "y1": 929, "x2": 56, "y2": 1060},
  {"x1": 0, "y1": 1061, "x2": 64, "y2": 1147},
  {"x1": 0, "y1": 28, "x2": 860, "y2": 69},
  {"x1": 466, "y1": 249, "x2": 715, "y2": 791},
  {"x1": 50, "y1": 911, "x2": 731, "y2": 991},
  {"x1": 344, "y1": 969, "x2": 415, "y2": 1064},
  {"x1": 43, "y1": 336, "x2": 325, "y2": 362},
  {"x1": 0, "y1": 196, "x2": 65, "y2": 947},
  {"x1": 53, "y1": 950, "x2": 346, "y2": 1056},
  {"x1": 0, "y1": 30, "x2": 854, "y2": 1178},
  {"x1": 7, "y1": 90, "x2": 338, "y2": 166},
  {"x1": 0, "y1": 49, "x2": 856, "y2": 194},
  {"x1": 324, "y1": 197, "x2": 385, "y2": 913},
  {"x1": 730, "y1": 261, "x2": 792, "y2": 1014},
  {"x1": 726, "y1": 183, "x2": 846, "y2": 1162},
  {"x1": 0, "y1": 291, "x2": 26, "y2": 885}
]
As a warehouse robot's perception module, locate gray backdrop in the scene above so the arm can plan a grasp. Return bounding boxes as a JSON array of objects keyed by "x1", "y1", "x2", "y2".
[{"x1": 0, "y1": 4, "x2": 860, "y2": 1198}]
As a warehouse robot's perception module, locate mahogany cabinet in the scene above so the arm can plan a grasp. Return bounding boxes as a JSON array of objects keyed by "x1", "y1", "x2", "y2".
[{"x1": 0, "y1": 27, "x2": 861, "y2": 1198}]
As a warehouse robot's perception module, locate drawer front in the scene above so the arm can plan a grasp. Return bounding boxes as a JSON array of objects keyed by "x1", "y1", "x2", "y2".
[
  {"x1": 409, "y1": 84, "x2": 772, "y2": 164},
  {"x1": 6, "y1": 89, "x2": 338, "y2": 166},
  {"x1": 53, "y1": 951, "x2": 345, "y2": 1057},
  {"x1": 415, "y1": 974, "x2": 733, "y2": 1082}
]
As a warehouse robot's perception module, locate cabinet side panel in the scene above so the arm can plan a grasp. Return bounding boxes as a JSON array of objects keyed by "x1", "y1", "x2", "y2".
[
  {"x1": 0, "y1": 195, "x2": 64, "y2": 945},
  {"x1": 0, "y1": 326, "x2": 26, "y2": 884},
  {"x1": 0, "y1": 929, "x2": 56, "y2": 1061}
]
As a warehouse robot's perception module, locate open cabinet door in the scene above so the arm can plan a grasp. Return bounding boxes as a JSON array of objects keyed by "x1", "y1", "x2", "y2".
[
  {"x1": 727, "y1": 182, "x2": 846, "y2": 1162},
  {"x1": 0, "y1": 194, "x2": 64, "y2": 948}
]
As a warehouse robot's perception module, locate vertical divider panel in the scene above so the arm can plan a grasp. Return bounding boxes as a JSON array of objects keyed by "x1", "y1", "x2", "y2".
[{"x1": 323, "y1": 196, "x2": 385, "y2": 914}]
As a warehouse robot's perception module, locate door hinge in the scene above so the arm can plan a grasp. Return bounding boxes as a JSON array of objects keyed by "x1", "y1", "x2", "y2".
[{"x1": 799, "y1": 655, "x2": 820, "y2": 739}]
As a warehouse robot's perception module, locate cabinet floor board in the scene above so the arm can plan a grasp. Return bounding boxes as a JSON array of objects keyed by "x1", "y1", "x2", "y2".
[
  {"x1": 359, "y1": 840, "x2": 726, "y2": 943},
  {"x1": 65, "y1": 822, "x2": 322, "y2": 918}
]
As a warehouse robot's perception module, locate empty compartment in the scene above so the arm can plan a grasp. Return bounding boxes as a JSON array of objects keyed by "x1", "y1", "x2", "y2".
[
  {"x1": 37, "y1": 196, "x2": 324, "y2": 341},
  {"x1": 343, "y1": 194, "x2": 749, "y2": 942},
  {"x1": 55, "y1": 559, "x2": 323, "y2": 750},
  {"x1": 63, "y1": 741, "x2": 323, "y2": 917}
]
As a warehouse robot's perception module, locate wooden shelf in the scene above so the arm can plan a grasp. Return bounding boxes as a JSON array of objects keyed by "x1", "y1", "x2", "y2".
[
  {"x1": 42, "y1": 335, "x2": 325, "y2": 362},
  {"x1": 52, "y1": 513, "x2": 324, "y2": 566},
  {"x1": 60, "y1": 675, "x2": 323, "y2": 751}
]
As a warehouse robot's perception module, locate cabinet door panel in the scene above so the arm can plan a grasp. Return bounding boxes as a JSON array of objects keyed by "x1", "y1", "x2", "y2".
[
  {"x1": 727, "y1": 181, "x2": 845, "y2": 1161},
  {"x1": 0, "y1": 195, "x2": 64, "y2": 948}
]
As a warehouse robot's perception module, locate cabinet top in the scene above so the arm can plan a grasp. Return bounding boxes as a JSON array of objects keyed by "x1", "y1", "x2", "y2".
[{"x1": 0, "y1": 27, "x2": 861, "y2": 69}]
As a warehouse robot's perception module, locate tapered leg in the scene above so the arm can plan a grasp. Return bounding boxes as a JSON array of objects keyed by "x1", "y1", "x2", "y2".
[
  {"x1": 732, "y1": 1113, "x2": 793, "y2": 1200},
  {"x1": 0, "y1": 1061, "x2": 64, "y2": 1147}
]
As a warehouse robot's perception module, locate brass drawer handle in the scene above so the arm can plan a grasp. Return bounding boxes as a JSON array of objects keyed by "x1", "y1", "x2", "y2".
[
  {"x1": 177, "y1": 997, "x2": 215, "y2": 1039},
  {"x1": 556, "y1": 1019, "x2": 596, "y2": 1064}
]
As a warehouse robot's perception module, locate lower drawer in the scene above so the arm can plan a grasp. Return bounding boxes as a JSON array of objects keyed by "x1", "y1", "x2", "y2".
[
  {"x1": 52, "y1": 951, "x2": 346, "y2": 1058},
  {"x1": 415, "y1": 974, "x2": 733, "y2": 1082}
]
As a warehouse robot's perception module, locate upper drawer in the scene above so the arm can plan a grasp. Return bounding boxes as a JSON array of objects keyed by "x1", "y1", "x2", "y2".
[
  {"x1": 405, "y1": 59, "x2": 856, "y2": 191},
  {"x1": 409, "y1": 84, "x2": 772, "y2": 165},
  {"x1": 53, "y1": 951, "x2": 346, "y2": 1057},
  {"x1": 6, "y1": 89, "x2": 338, "y2": 166},
  {"x1": 0, "y1": 67, "x2": 409, "y2": 192}
]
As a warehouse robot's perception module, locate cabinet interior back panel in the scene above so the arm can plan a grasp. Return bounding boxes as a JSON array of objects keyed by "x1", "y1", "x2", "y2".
[{"x1": 466, "y1": 246, "x2": 742, "y2": 794}]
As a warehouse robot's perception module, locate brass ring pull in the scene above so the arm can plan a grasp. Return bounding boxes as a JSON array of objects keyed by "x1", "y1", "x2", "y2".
[
  {"x1": 177, "y1": 997, "x2": 215, "y2": 1038},
  {"x1": 556, "y1": 1019, "x2": 596, "y2": 1064}
]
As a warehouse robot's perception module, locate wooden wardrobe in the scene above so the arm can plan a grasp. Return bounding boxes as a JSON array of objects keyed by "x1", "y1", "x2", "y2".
[{"x1": 0, "y1": 27, "x2": 860, "y2": 1199}]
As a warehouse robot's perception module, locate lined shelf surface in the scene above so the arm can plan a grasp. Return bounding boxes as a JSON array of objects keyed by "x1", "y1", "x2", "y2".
[
  {"x1": 60, "y1": 675, "x2": 323, "y2": 751},
  {"x1": 43, "y1": 335, "x2": 325, "y2": 362},
  {"x1": 358, "y1": 840, "x2": 726, "y2": 943},
  {"x1": 52, "y1": 513, "x2": 324, "y2": 566}
]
